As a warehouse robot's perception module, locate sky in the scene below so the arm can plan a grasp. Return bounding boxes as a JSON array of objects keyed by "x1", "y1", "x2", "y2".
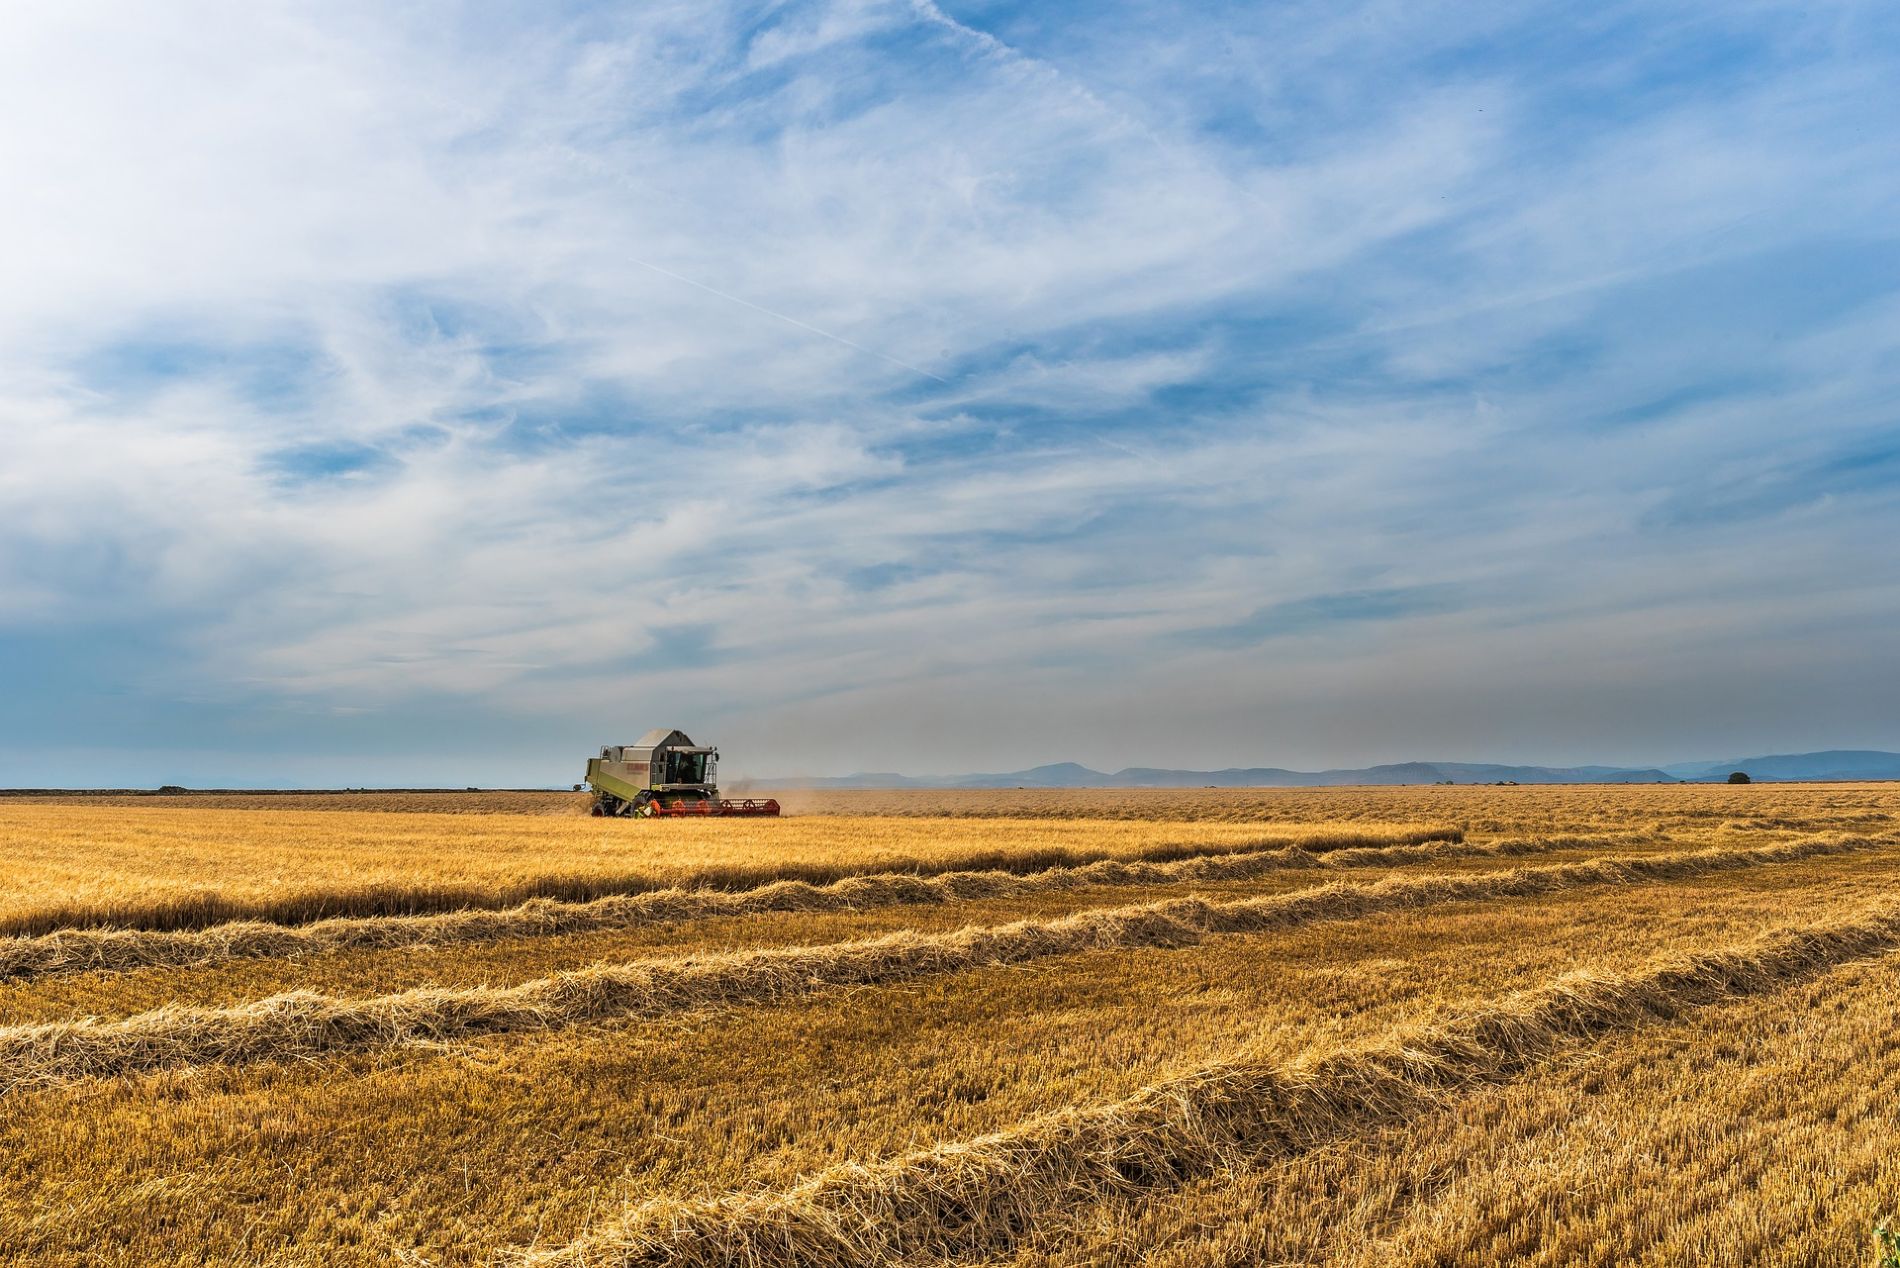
[{"x1": 2, "y1": 0, "x2": 1898, "y2": 787}]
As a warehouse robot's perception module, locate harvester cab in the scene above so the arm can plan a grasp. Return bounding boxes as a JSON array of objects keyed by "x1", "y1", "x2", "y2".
[{"x1": 585, "y1": 729, "x2": 780, "y2": 818}]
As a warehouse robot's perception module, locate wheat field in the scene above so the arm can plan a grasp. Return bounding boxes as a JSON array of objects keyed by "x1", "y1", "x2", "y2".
[{"x1": 3, "y1": 785, "x2": 1898, "y2": 1265}]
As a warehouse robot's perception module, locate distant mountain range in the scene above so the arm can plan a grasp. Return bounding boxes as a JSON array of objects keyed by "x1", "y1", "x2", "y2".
[
  {"x1": 1654, "y1": 750, "x2": 1900, "y2": 782},
  {"x1": 766, "y1": 749, "x2": 1900, "y2": 789}
]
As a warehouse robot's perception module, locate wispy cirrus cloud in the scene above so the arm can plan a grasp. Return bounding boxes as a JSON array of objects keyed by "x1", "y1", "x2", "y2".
[{"x1": 0, "y1": 0, "x2": 1897, "y2": 784}]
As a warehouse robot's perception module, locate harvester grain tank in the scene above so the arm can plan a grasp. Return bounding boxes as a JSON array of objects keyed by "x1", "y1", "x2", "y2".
[{"x1": 585, "y1": 728, "x2": 780, "y2": 817}]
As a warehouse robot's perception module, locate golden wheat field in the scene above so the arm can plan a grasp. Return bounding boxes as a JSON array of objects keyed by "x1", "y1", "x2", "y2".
[{"x1": 3, "y1": 785, "x2": 1900, "y2": 1266}]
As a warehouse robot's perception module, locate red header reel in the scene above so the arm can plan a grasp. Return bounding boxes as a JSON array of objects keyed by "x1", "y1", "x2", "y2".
[{"x1": 646, "y1": 797, "x2": 781, "y2": 817}]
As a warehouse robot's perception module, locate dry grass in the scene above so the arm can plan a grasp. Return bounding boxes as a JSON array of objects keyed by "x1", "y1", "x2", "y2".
[
  {"x1": 0, "y1": 789, "x2": 591, "y2": 815},
  {"x1": 19, "y1": 781, "x2": 1900, "y2": 829},
  {"x1": 3, "y1": 834, "x2": 1878, "y2": 1090},
  {"x1": 4, "y1": 826, "x2": 1637, "y2": 985},
  {"x1": 997, "y1": 953, "x2": 1900, "y2": 1268},
  {"x1": 538, "y1": 901, "x2": 1900, "y2": 1267},
  {"x1": 772, "y1": 782, "x2": 1900, "y2": 829},
  {"x1": 3, "y1": 857, "x2": 1887, "y2": 1264},
  {"x1": 0, "y1": 804, "x2": 1451, "y2": 935},
  {"x1": 5, "y1": 786, "x2": 1900, "y2": 1266}
]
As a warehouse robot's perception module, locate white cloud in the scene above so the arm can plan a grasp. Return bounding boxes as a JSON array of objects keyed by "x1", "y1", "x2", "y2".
[{"x1": 0, "y1": 0, "x2": 1897, "y2": 780}]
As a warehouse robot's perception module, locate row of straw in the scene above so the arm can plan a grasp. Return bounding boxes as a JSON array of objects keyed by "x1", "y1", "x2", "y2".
[
  {"x1": 0, "y1": 829, "x2": 1638, "y2": 984},
  {"x1": 0, "y1": 834, "x2": 1884, "y2": 1093},
  {"x1": 0, "y1": 824, "x2": 1466, "y2": 939},
  {"x1": 522, "y1": 899, "x2": 1900, "y2": 1266}
]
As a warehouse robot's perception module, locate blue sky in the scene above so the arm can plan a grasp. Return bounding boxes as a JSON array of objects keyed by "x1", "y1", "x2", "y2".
[{"x1": 1, "y1": 0, "x2": 1897, "y2": 785}]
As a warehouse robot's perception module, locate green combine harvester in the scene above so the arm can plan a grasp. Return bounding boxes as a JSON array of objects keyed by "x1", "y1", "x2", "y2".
[{"x1": 585, "y1": 728, "x2": 780, "y2": 817}]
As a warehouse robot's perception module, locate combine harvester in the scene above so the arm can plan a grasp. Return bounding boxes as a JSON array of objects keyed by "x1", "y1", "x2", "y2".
[{"x1": 585, "y1": 728, "x2": 780, "y2": 817}]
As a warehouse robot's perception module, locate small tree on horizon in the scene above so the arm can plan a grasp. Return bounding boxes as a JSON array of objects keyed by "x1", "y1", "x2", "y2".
[{"x1": 1728, "y1": 771, "x2": 1751, "y2": 784}]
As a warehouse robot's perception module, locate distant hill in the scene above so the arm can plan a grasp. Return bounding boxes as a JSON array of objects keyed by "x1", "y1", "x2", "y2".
[
  {"x1": 769, "y1": 751, "x2": 1900, "y2": 789},
  {"x1": 1660, "y1": 750, "x2": 1900, "y2": 782}
]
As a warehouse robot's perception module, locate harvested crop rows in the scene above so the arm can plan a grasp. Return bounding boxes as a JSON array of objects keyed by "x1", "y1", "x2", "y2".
[
  {"x1": 0, "y1": 804, "x2": 1455, "y2": 935},
  {"x1": 4, "y1": 785, "x2": 1899, "y2": 1266}
]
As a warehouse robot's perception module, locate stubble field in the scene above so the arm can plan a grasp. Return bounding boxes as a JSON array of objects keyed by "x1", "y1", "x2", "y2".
[{"x1": 2, "y1": 784, "x2": 1898, "y2": 1266}]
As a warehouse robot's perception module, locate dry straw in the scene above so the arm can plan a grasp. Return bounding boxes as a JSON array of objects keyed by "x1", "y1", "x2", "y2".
[
  {"x1": 0, "y1": 826, "x2": 1631, "y2": 985},
  {"x1": 0, "y1": 834, "x2": 1883, "y2": 1092},
  {"x1": 1, "y1": 823, "x2": 1464, "y2": 938},
  {"x1": 524, "y1": 900, "x2": 1900, "y2": 1267}
]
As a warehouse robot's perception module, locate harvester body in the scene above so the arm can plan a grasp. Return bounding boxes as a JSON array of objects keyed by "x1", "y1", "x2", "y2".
[{"x1": 585, "y1": 729, "x2": 779, "y2": 817}]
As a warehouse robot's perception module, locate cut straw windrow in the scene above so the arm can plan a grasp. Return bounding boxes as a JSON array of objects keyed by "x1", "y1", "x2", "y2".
[
  {"x1": 0, "y1": 823, "x2": 1466, "y2": 939},
  {"x1": 524, "y1": 900, "x2": 1900, "y2": 1267},
  {"x1": 0, "y1": 834, "x2": 1885, "y2": 1093},
  {"x1": 0, "y1": 827, "x2": 1651, "y2": 985}
]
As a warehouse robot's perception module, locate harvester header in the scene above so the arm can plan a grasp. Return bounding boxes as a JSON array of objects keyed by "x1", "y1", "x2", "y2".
[{"x1": 585, "y1": 728, "x2": 780, "y2": 817}]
